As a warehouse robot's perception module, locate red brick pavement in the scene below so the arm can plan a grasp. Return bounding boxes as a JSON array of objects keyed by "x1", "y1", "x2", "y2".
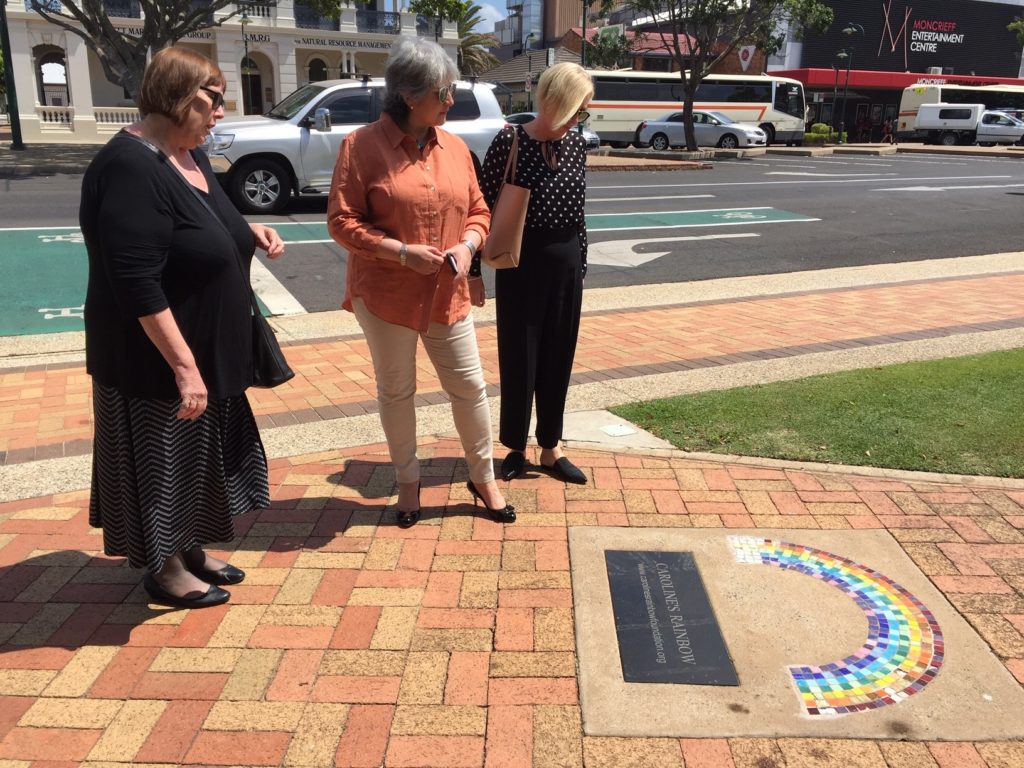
[{"x1": 1, "y1": 438, "x2": 1023, "y2": 766}]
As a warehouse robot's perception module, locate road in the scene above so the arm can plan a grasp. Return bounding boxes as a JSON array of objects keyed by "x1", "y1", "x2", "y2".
[{"x1": 3, "y1": 151, "x2": 1024, "y2": 335}]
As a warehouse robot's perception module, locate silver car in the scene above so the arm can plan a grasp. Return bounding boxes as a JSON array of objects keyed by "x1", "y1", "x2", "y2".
[
  {"x1": 636, "y1": 110, "x2": 767, "y2": 150},
  {"x1": 504, "y1": 111, "x2": 601, "y2": 150}
]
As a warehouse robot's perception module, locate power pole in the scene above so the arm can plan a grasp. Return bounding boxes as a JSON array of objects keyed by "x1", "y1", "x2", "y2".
[{"x1": 0, "y1": 0, "x2": 26, "y2": 149}]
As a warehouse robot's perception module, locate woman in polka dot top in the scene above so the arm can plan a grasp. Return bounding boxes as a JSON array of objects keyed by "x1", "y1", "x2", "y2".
[{"x1": 476, "y1": 62, "x2": 593, "y2": 486}]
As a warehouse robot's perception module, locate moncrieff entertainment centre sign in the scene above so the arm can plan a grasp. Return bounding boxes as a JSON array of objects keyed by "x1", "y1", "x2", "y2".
[{"x1": 801, "y1": 0, "x2": 1023, "y2": 78}]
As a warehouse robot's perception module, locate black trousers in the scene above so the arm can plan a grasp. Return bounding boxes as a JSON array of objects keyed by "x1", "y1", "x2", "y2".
[{"x1": 495, "y1": 227, "x2": 583, "y2": 451}]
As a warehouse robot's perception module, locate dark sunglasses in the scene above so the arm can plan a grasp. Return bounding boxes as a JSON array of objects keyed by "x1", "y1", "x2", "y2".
[
  {"x1": 437, "y1": 84, "x2": 454, "y2": 103},
  {"x1": 199, "y1": 86, "x2": 225, "y2": 110}
]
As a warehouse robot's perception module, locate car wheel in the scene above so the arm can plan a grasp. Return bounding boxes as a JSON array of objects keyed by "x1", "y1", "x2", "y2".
[
  {"x1": 759, "y1": 123, "x2": 775, "y2": 145},
  {"x1": 940, "y1": 132, "x2": 958, "y2": 146},
  {"x1": 231, "y1": 158, "x2": 291, "y2": 215},
  {"x1": 651, "y1": 133, "x2": 670, "y2": 151},
  {"x1": 717, "y1": 134, "x2": 739, "y2": 149}
]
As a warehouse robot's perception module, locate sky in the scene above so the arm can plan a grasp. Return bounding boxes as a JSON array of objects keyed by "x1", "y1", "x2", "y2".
[{"x1": 475, "y1": 2, "x2": 504, "y2": 33}]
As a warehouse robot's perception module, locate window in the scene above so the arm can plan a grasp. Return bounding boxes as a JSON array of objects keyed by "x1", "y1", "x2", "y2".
[
  {"x1": 938, "y1": 108, "x2": 973, "y2": 120},
  {"x1": 320, "y1": 90, "x2": 372, "y2": 124},
  {"x1": 446, "y1": 88, "x2": 481, "y2": 121},
  {"x1": 308, "y1": 58, "x2": 328, "y2": 83},
  {"x1": 774, "y1": 83, "x2": 805, "y2": 118}
]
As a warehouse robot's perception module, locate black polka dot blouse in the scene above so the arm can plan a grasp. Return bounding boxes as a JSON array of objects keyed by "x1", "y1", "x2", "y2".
[{"x1": 479, "y1": 124, "x2": 588, "y2": 276}]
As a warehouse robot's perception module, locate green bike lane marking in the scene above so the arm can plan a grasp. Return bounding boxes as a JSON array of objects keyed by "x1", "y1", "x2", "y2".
[{"x1": 0, "y1": 207, "x2": 817, "y2": 336}]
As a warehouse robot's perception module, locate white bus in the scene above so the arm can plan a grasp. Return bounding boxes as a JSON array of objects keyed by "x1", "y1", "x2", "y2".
[
  {"x1": 898, "y1": 83, "x2": 1024, "y2": 136},
  {"x1": 585, "y1": 70, "x2": 806, "y2": 146}
]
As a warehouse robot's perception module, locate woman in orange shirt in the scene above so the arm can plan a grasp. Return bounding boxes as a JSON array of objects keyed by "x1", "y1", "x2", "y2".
[{"x1": 327, "y1": 38, "x2": 513, "y2": 528}]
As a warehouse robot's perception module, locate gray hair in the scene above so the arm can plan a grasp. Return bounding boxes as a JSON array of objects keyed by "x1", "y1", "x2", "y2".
[{"x1": 382, "y1": 37, "x2": 458, "y2": 121}]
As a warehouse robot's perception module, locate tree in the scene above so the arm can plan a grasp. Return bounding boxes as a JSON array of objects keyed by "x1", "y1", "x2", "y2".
[
  {"x1": 455, "y1": 3, "x2": 498, "y2": 76},
  {"x1": 584, "y1": 30, "x2": 636, "y2": 70},
  {"x1": 599, "y1": 0, "x2": 832, "y2": 149},
  {"x1": 1009, "y1": 19, "x2": 1024, "y2": 47},
  {"x1": 27, "y1": 0, "x2": 273, "y2": 101}
]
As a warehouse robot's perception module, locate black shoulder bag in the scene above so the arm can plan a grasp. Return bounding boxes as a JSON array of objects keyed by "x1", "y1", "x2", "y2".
[{"x1": 122, "y1": 132, "x2": 295, "y2": 388}]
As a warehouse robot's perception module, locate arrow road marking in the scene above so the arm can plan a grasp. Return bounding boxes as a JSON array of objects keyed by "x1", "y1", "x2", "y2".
[{"x1": 588, "y1": 232, "x2": 759, "y2": 268}]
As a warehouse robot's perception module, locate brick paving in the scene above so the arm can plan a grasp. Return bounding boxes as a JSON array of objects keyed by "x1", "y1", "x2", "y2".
[{"x1": 1, "y1": 265, "x2": 1024, "y2": 764}]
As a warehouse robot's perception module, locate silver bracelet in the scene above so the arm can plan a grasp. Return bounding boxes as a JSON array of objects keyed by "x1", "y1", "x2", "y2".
[
  {"x1": 398, "y1": 242, "x2": 408, "y2": 267},
  {"x1": 461, "y1": 239, "x2": 477, "y2": 257}
]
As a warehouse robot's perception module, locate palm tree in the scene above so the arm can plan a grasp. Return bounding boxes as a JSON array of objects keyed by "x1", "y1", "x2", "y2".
[{"x1": 456, "y1": 2, "x2": 498, "y2": 76}]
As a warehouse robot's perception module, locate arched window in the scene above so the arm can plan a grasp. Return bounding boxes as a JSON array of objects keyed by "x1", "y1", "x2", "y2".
[
  {"x1": 33, "y1": 46, "x2": 70, "y2": 106},
  {"x1": 308, "y1": 57, "x2": 328, "y2": 82}
]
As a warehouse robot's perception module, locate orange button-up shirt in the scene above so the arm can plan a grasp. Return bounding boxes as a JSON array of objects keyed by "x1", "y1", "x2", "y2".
[{"x1": 327, "y1": 113, "x2": 490, "y2": 332}]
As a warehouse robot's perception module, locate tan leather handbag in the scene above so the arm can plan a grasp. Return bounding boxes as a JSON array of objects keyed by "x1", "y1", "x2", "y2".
[{"x1": 482, "y1": 129, "x2": 530, "y2": 269}]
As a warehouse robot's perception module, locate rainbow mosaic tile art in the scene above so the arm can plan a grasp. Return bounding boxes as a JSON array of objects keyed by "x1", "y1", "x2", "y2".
[{"x1": 729, "y1": 536, "x2": 944, "y2": 717}]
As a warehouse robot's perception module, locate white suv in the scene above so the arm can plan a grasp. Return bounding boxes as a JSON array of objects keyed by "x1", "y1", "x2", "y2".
[{"x1": 204, "y1": 78, "x2": 506, "y2": 214}]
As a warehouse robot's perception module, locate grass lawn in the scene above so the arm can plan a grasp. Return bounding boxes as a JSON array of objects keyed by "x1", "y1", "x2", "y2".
[{"x1": 611, "y1": 349, "x2": 1024, "y2": 478}]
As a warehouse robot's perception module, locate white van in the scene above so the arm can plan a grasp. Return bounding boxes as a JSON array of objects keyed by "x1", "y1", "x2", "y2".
[{"x1": 914, "y1": 103, "x2": 1024, "y2": 146}]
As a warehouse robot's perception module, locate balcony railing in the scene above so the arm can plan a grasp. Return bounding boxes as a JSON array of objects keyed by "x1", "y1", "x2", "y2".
[
  {"x1": 103, "y1": 0, "x2": 141, "y2": 18},
  {"x1": 357, "y1": 9, "x2": 400, "y2": 35},
  {"x1": 237, "y1": 1, "x2": 272, "y2": 18},
  {"x1": 415, "y1": 14, "x2": 440, "y2": 37},
  {"x1": 294, "y1": 2, "x2": 338, "y2": 30}
]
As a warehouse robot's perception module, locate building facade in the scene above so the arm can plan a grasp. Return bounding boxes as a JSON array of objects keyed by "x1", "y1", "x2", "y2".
[{"x1": 4, "y1": 0, "x2": 458, "y2": 143}]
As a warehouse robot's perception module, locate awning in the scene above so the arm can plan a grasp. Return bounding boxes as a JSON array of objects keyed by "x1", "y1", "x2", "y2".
[{"x1": 772, "y1": 68, "x2": 1024, "y2": 90}]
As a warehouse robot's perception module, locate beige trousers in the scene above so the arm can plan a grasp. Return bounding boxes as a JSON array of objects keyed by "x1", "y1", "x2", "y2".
[{"x1": 352, "y1": 298, "x2": 495, "y2": 485}]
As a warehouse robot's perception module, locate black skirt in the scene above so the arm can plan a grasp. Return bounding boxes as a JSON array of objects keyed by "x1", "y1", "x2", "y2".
[{"x1": 89, "y1": 382, "x2": 270, "y2": 572}]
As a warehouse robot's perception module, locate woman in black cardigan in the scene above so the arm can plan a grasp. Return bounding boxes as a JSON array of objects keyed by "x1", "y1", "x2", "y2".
[
  {"x1": 478, "y1": 63, "x2": 594, "y2": 485},
  {"x1": 80, "y1": 48, "x2": 284, "y2": 608}
]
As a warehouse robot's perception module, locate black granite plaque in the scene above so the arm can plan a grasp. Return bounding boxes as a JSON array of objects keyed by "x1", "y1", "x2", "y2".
[{"x1": 605, "y1": 550, "x2": 739, "y2": 685}]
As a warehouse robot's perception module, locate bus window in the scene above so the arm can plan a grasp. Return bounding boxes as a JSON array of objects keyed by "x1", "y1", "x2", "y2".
[{"x1": 774, "y1": 83, "x2": 805, "y2": 118}]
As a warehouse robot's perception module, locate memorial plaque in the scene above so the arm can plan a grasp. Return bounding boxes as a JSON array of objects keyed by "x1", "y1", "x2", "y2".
[{"x1": 605, "y1": 550, "x2": 738, "y2": 685}]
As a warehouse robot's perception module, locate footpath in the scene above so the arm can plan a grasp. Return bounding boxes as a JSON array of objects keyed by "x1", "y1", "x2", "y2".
[{"x1": 1, "y1": 140, "x2": 1024, "y2": 766}]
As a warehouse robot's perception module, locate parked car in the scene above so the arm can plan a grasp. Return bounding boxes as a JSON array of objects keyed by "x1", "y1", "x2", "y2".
[
  {"x1": 202, "y1": 77, "x2": 506, "y2": 214},
  {"x1": 635, "y1": 110, "x2": 767, "y2": 150},
  {"x1": 504, "y1": 111, "x2": 601, "y2": 150}
]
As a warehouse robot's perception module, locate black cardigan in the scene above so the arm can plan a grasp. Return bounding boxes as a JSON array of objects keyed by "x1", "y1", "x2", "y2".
[{"x1": 80, "y1": 132, "x2": 257, "y2": 400}]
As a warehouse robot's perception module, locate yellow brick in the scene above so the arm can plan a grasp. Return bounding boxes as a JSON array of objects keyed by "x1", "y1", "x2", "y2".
[
  {"x1": 150, "y1": 648, "x2": 241, "y2": 673},
  {"x1": 814, "y1": 515, "x2": 852, "y2": 530},
  {"x1": 43, "y1": 646, "x2": 119, "y2": 697},
  {"x1": 0, "y1": 669, "x2": 59, "y2": 695},
  {"x1": 627, "y1": 514, "x2": 692, "y2": 528},
  {"x1": 348, "y1": 587, "x2": 424, "y2": 606},
  {"x1": 15, "y1": 567, "x2": 77, "y2": 603},
  {"x1": 284, "y1": 703, "x2": 349, "y2": 767},
  {"x1": 459, "y1": 572, "x2": 499, "y2": 608},
  {"x1": 738, "y1": 490, "x2": 778, "y2": 517},
  {"x1": 506, "y1": 513, "x2": 565, "y2": 527},
  {"x1": 208, "y1": 605, "x2": 267, "y2": 647},
  {"x1": 321, "y1": 650, "x2": 406, "y2": 676},
  {"x1": 220, "y1": 649, "x2": 282, "y2": 701},
  {"x1": 690, "y1": 514, "x2": 725, "y2": 528},
  {"x1": 371, "y1": 607, "x2": 419, "y2": 650},
  {"x1": 674, "y1": 469, "x2": 709, "y2": 490},
  {"x1": 583, "y1": 737, "x2": 682, "y2": 767},
  {"x1": 398, "y1": 652, "x2": 448, "y2": 704},
  {"x1": 204, "y1": 701, "x2": 305, "y2": 731},
  {"x1": 238, "y1": 567, "x2": 291, "y2": 586},
  {"x1": 12, "y1": 506, "x2": 80, "y2": 520},
  {"x1": 0, "y1": 761, "x2": 34, "y2": 768},
  {"x1": 807, "y1": 502, "x2": 871, "y2": 517},
  {"x1": 680, "y1": 491, "x2": 742, "y2": 503},
  {"x1": 433, "y1": 555, "x2": 501, "y2": 572},
  {"x1": 293, "y1": 552, "x2": 366, "y2": 569},
  {"x1": 410, "y1": 628, "x2": 492, "y2": 652},
  {"x1": 273, "y1": 569, "x2": 324, "y2": 605},
  {"x1": 499, "y1": 572, "x2": 570, "y2": 590},
  {"x1": 439, "y1": 515, "x2": 473, "y2": 541},
  {"x1": 263, "y1": 605, "x2": 342, "y2": 626},
  {"x1": 20, "y1": 698, "x2": 123, "y2": 729},
  {"x1": 86, "y1": 700, "x2": 166, "y2": 761},
  {"x1": 363, "y1": 538, "x2": 403, "y2": 570},
  {"x1": 501, "y1": 541, "x2": 535, "y2": 572},
  {"x1": 490, "y1": 652, "x2": 576, "y2": 677},
  {"x1": 230, "y1": 539, "x2": 274, "y2": 569},
  {"x1": 622, "y1": 490, "x2": 656, "y2": 514},
  {"x1": 534, "y1": 608, "x2": 575, "y2": 652},
  {"x1": 391, "y1": 705, "x2": 487, "y2": 735},
  {"x1": 534, "y1": 705, "x2": 582, "y2": 768}
]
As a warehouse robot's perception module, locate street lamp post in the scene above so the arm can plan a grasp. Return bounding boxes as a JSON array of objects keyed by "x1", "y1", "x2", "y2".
[
  {"x1": 0, "y1": 0, "x2": 25, "y2": 149},
  {"x1": 835, "y1": 51, "x2": 849, "y2": 141},
  {"x1": 829, "y1": 62, "x2": 840, "y2": 142},
  {"x1": 240, "y1": 11, "x2": 255, "y2": 115},
  {"x1": 581, "y1": 0, "x2": 587, "y2": 68},
  {"x1": 836, "y1": 22, "x2": 865, "y2": 144},
  {"x1": 524, "y1": 32, "x2": 535, "y2": 111}
]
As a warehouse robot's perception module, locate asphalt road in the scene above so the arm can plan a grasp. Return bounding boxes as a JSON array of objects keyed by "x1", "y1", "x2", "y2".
[{"x1": 3, "y1": 151, "x2": 1023, "y2": 319}]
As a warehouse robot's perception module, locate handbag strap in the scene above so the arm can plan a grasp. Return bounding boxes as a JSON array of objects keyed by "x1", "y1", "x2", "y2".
[
  {"x1": 119, "y1": 131, "x2": 261, "y2": 317},
  {"x1": 503, "y1": 127, "x2": 520, "y2": 185}
]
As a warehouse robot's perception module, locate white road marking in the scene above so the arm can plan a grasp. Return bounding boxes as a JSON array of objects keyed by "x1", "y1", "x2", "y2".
[
  {"x1": 873, "y1": 183, "x2": 1024, "y2": 192},
  {"x1": 588, "y1": 194, "x2": 715, "y2": 202},
  {"x1": 588, "y1": 233, "x2": 760, "y2": 268},
  {"x1": 250, "y1": 258, "x2": 307, "y2": 315},
  {"x1": 590, "y1": 175, "x2": 1012, "y2": 189},
  {"x1": 765, "y1": 172, "x2": 895, "y2": 177}
]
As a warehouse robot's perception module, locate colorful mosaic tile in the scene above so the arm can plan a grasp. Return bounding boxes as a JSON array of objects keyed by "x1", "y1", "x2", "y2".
[{"x1": 729, "y1": 536, "x2": 944, "y2": 716}]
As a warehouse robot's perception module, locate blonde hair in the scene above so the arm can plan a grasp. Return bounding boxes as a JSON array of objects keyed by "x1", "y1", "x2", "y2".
[
  {"x1": 138, "y1": 47, "x2": 225, "y2": 125},
  {"x1": 536, "y1": 63, "x2": 594, "y2": 129}
]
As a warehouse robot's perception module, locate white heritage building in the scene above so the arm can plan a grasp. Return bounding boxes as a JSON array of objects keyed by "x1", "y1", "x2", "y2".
[{"x1": 4, "y1": 1, "x2": 460, "y2": 143}]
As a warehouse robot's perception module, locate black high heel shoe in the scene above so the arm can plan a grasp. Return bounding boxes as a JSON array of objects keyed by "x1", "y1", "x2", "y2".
[
  {"x1": 182, "y1": 546, "x2": 246, "y2": 586},
  {"x1": 466, "y1": 480, "x2": 516, "y2": 523},
  {"x1": 397, "y1": 481, "x2": 421, "y2": 528}
]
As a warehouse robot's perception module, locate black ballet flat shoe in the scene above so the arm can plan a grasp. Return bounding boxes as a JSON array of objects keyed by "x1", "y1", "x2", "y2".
[
  {"x1": 500, "y1": 451, "x2": 526, "y2": 481},
  {"x1": 396, "y1": 481, "x2": 422, "y2": 529},
  {"x1": 467, "y1": 480, "x2": 516, "y2": 523},
  {"x1": 540, "y1": 456, "x2": 588, "y2": 485},
  {"x1": 142, "y1": 573, "x2": 230, "y2": 609},
  {"x1": 182, "y1": 547, "x2": 246, "y2": 586}
]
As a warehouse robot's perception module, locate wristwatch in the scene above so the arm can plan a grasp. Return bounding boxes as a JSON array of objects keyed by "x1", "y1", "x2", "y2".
[{"x1": 398, "y1": 242, "x2": 408, "y2": 267}]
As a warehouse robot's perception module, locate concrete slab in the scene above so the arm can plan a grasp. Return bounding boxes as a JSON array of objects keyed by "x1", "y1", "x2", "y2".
[
  {"x1": 560, "y1": 409, "x2": 675, "y2": 452},
  {"x1": 571, "y1": 527, "x2": 1024, "y2": 741},
  {"x1": 766, "y1": 147, "x2": 834, "y2": 156}
]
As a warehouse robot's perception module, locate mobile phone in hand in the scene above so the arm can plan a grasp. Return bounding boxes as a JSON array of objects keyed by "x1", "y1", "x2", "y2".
[{"x1": 445, "y1": 252, "x2": 458, "y2": 275}]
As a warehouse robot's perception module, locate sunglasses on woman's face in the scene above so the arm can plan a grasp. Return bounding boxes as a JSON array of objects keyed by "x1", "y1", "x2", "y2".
[
  {"x1": 200, "y1": 86, "x2": 225, "y2": 110},
  {"x1": 437, "y1": 84, "x2": 454, "y2": 103}
]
